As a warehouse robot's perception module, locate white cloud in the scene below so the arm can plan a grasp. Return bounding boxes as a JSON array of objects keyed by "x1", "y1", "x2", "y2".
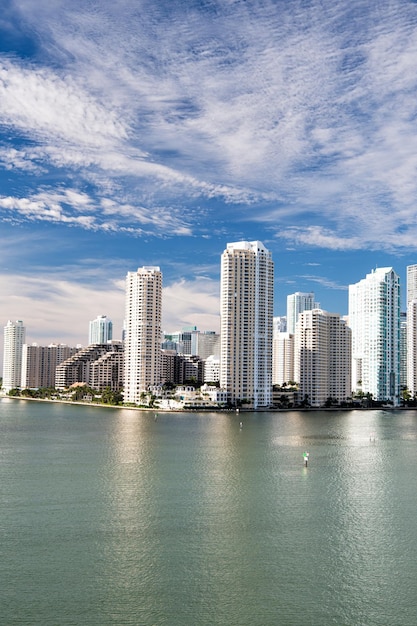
[
  {"x1": 0, "y1": 189, "x2": 195, "y2": 235},
  {"x1": 162, "y1": 277, "x2": 220, "y2": 333},
  {"x1": 0, "y1": 60, "x2": 128, "y2": 146},
  {"x1": 2, "y1": 1, "x2": 417, "y2": 251}
]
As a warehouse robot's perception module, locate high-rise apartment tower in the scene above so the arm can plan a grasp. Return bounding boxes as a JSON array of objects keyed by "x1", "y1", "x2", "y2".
[
  {"x1": 406, "y1": 264, "x2": 417, "y2": 395},
  {"x1": 124, "y1": 267, "x2": 162, "y2": 404},
  {"x1": 349, "y1": 268, "x2": 400, "y2": 404},
  {"x1": 2, "y1": 320, "x2": 26, "y2": 392},
  {"x1": 295, "y1": 309, "x2": 351, "y2": 407},
  {"x1": 220, "y1": 241, "x2": 274, "y2": 409}
]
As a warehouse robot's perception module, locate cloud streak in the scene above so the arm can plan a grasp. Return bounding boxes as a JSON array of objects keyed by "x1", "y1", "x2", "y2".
[{"x1": 2, "y1": 0, "x2": 417, "y2": 252}]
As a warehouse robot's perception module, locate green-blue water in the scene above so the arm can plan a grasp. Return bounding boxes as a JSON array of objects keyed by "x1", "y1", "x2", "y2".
[{"x1": 1, "y1": 398, "x2": 417, "y2": 625}]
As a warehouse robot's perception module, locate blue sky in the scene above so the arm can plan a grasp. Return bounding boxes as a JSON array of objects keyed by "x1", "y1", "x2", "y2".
[{"x1": 1, "y1": 0, "x2": 417, "y2": 359}]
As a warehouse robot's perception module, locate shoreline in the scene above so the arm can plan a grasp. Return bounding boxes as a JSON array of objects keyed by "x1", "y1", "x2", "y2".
[{"x1": 0, "y1": 394, "x2": 411, "y2": 413}]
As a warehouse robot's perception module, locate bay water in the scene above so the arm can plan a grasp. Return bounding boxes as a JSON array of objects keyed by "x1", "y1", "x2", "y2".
[{"x1": 1, "y1": 398, "x2": 417, "y2": 625}]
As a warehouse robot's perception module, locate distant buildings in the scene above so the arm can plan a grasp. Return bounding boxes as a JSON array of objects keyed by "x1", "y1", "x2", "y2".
[
  {"x1": 6, "y1": 250, "x2": 417, "y2": 409},
  {"x1": 162, "y1": 328, "x2": 220, "y2": 359},
  {"x1": 349, "y1": 268, "x2": 400, "y2": 404},
  {"x1": 287, "y1": 292, "x2": 318, "y2": 334},
  {"x1": 2, "y1": 320, "x2": 25, "y2": 392},
  {"x1": 89, "y1": 315, "x2": 113, "y2": 345},
  {"x1": 220, "y1": 241, "x2": 273, "y2": 408},
  {"x1": 124, "y1": 266, "x2": 162, "y2": 404}
]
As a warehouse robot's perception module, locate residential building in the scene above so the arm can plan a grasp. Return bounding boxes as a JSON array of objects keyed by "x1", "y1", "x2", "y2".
[
  {"x1": 220, "y1": 240, "x2": 274, "y2": 408},
  {"x1": 400, "y1": 311, "x2": 407, "y2": 393},
  {"x1": 204, "y1": 355, "x2": 220, "y2": 383},
  {"x1": 286, "y1": 292, "x2": 318, "y2": 334},
  {"x1": 406, "y1": 265, "x2": 417, "y2": 395},
  {"x1": 407, "y1": 302, "x2": 417, "y2": 395},
  {"x1": 294, "y1": 309, "x2": 351, "y2": 407},
  {"x1": 160, "y1": 351, "x2": 204, "y2": 386},
  {"x1": 2, "y1": 320, "x2": 25, "y2": 392},
  {"x1": 89, "y1": 344, "x2": 124, "y2": 392},
  {"x1": 21, "y1": 343, "x2": 79, "y2": 389},
  {"x1": 194, "y1": 330, "x2": 221, "y2": 360},
  {"x1": 124, "y1": 266, "x2": 162, "y2": 403},
  {"x1": 272, "y1": 332, "x2": 294, "y2": 386},
  {"x1": 406, "y1": 263, "x2": 417, "y2": 303},
  {"x1": 89, "y1": 315, "x2": 113, "y2": 345},
  {"x1": 349, "y1": 268, "x2": 400, "y2": 403},
  {"x1": 55, "y1": 342, "x2": 123, "y2": 391}
]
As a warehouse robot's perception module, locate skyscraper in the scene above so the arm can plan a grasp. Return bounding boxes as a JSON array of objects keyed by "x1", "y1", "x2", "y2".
[
  {"x1": 124, "y1": 266, "x2": 162, "y2": 404},
  {"x1": 406, "y1": 304, "x2": 417, "y2": 395},
  {"x1": 349, "y1": 268, "x2": 400, "y2": 404},
  {"x1": 286, "y1": 292, "x2": 318, "y2": 334},
  {"x1": 294, "y1": 309, "x2": 351, "y2": 407},
  {"x1": 89, "y1": 315, "x2": 113, "y2": 345},
  {"x1": 406, "y1": 264, "x2": 417, "y2": 303},
  {"x1": 2, "y1": 320, "x2": 26, "y2": 392},
  {"x1": 406, "y1": 265, "x2": 417, "y2": 395},
  {"x1": 220, "y1": 241, "x2": 274, "y2": 409}
]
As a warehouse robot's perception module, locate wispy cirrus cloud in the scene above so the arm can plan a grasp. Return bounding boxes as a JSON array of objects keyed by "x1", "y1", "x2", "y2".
[
  {"x1": 0, "y1": 188, "x2": 194, "y2": 235},
  {"x1": 2, "y1": 0, "x2": 417, "y2": 252}
]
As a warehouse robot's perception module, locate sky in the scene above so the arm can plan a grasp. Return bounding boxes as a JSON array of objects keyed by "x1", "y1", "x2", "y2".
[{"x1": 2, "y1": 0, "x2": 417, "y2": 365}]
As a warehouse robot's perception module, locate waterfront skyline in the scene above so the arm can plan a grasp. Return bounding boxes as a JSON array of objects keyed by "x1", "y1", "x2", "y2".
[{"x1": 2, "y1": 1, "x2": 417, "y2": 358}]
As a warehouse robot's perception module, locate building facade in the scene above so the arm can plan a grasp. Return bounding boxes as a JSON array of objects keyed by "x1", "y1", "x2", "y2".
[
  {"x1": 406, "y1": 265, "x2": 417, "y2": 395},
  {"x1": 124, "y1": 266, "x2": 162, "y2": 404},
  {"x1": 2, "y1": 320, "x2": 25, "y2": 392},
  {"x1": 21, "y1": 343, "x2": 79, "y2": 389},
  {"x1": 295, "y1": 309, "x2": 351, "y2": 407},
  {"x1": 272, "y1": 332, "x2": 294, "y2": 386},
  {"x1": 349, "y1": 268, "x2": 401, "y2": 404},
  {"x1": 220, "y1": 241, "x2": 274, "y2": 408},
  {"x1": 55, "y1": 342, "x2": 123, "y2": 391},
  {"x1": 89, "y1": 315, "x2": 113, "y2": 345},
  {"x1": 407, "y1": 302, "x2": 417, "y2": 395}
]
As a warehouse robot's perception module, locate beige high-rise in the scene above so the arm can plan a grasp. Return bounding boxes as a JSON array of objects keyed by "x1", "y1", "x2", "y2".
[
  {"x1": 220, "y1": 241, "x2": 273, "y2": 409},
  {"x1": 124, "y1": 267, "x2": 162, "y2": 404},
  {"x1": 295, "y1": 309, "x2": 351, "y2": 407}
]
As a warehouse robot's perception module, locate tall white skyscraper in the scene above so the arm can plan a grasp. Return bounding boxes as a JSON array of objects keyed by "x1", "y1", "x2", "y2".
[
  {"x1": 286, "y1": 292, "x2": 318, "y2": 334},
  {"x1": 220, "y1": 241, "x2": 274, "y2": 409},
  {"x1": 2, "y1": 320, "x2": 26, "y2": 392},
  {"x1": 406, "y1": 303, "x2": 417, "y2": 395},
  {"x1": 406, "y1": 264, "x2": 417, "y2": 303},
  {"x1": 294, "y1": 309, "x2": 351, "y2": 407},
  {"x1": 124, "y1": 267, "x2": 162, "y2": 404},
  {"x1": 349, "y1": 268, "x2": 400, "y2": 403},
  {"x1": 89, "y1": 315, "x2": 113, "y2": 344},
  {"x1": 406, "y1": 264, "x2": 417, "y2": 395}
]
